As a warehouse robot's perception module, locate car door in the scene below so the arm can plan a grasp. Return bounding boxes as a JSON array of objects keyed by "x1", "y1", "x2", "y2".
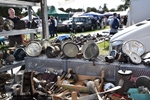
[{"x1": 87, "y1": 17, "x2": 93, "y2": 30}]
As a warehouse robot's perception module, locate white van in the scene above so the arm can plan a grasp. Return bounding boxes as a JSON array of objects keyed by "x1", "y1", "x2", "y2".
[{"x1": 109, "y1": 19, "x2": 150, "y2": 53}]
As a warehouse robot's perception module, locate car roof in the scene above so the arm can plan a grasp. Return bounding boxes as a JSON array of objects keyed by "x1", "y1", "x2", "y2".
[{"x1": 73, "y1": 16, "x2": 93, "y2": 18}]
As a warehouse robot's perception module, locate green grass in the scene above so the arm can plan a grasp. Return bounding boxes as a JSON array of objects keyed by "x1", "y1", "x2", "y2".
[{"x1": 97, "y1": 41, "x2": 109, "y2": 55}]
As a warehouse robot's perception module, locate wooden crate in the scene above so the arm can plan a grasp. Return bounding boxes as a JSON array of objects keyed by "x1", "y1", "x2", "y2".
[{"x1": 57, "y1": 70, "x2": 104, "y2": 93}]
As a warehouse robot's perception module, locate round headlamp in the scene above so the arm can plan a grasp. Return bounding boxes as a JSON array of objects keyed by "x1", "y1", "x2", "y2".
[
  {"x1": 25, "y1": 41, "x2": 42, "y2": 57},
  {"x1": 122, "y1": 40, "x2": 145, "y2": 56},
  {"x1": 82, "y1": 40, "x2": 99, "y2": 60},
  {"x1": 61, "y1": 41, "x2": 79, "y2": 58}
]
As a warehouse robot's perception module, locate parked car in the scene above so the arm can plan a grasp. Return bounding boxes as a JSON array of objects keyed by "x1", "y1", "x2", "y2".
[
  {"x1": 69, "y1": 16, "x2": 97, "y2": 32},
  {"x1": 57, "y1": 18, "x2": 72, "y2": 32}
]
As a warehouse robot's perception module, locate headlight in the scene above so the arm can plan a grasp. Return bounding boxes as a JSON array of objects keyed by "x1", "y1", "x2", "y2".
[
  {"x1": 109, "y1": 40, "x2": 124, "y2": 53},
  {"x1": 26, "y1": 41, "x2": 42, "y2": 57},
  {"x1": 122, "y1": 40, "x2": 145, "y2": 56},
  {"x1": 77, "y1": 24, "x2": 81, "y2": 27}
]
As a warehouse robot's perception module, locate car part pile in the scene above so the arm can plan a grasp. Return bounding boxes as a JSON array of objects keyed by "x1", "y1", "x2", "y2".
[{"x1": 2, "y1": 68, "x2": 134, "y2": 100}]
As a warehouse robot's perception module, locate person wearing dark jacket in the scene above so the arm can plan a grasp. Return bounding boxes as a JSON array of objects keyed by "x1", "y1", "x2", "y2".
[
  {"x1": 49, "y1": 16, "x2": 55, "y2": 38},
  {"x1": 7, "y1": 8, "x2": 23, "y2": 47},
  {"x1": 109, "y1": 13, "x2": 120, "y2": 35}
]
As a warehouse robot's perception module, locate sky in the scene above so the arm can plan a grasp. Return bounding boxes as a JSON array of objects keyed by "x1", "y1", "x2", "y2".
[{"x1": 33, "y1": 0, "x2": 125, "y2": 12}]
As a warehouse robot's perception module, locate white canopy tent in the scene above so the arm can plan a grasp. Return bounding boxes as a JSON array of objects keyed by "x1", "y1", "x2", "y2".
[
  {"x1": 21, "y1": 15, "x2": 37, "y2": 21},
  {"x1": 104, "y1": 10, "x2": 128, "y2": 17}
]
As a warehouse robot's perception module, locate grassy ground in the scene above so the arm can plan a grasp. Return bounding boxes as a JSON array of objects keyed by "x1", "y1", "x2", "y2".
[{"x1": 97, "y1": 41, "x2": 109, "y2": 55}]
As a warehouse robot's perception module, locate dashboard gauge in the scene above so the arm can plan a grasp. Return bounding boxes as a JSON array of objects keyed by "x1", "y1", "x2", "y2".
[
  {"x1": 26, "y1": 41, "x2": 42, "y2": 57},
  {"x1": 122, "y1": 40, "x2": 145, "y2": 56}
]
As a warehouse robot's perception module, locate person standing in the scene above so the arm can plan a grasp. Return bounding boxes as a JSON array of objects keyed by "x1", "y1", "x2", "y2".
[
  {"x1": 103, "y1": 16, "x2": 108, "y2": 26},
  {"x1": 7, "y1": 8, "x2": 23, "y2": 47},
  {"x1": 71, "y1": 17, "x2": 77, "y2": 34},
  {"x1": 123, "y1": 15, "x2": 128, "y2": 26},
  {"x1": 49, "y1": 16, "x2": 55, "y2": 38},
  {"x1": 109, "y1": 13, "x2": 120, "y2": 35},
  {"x1": 54, "y1": 17, "x2": 58, "y2": 37}
]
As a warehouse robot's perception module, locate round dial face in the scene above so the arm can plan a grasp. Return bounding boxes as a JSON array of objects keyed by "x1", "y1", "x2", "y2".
[
  {"x1": 26, "y1": 42, "x2": 42, "y2": 57},
  {"x1": 122, "y1": 40, "x2": 145, "y2": 56}
]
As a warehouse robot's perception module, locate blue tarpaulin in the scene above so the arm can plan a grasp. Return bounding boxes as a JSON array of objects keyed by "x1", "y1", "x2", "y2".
[{"x1": 81, "y1": 12, "x2": 103, "y2": 19}]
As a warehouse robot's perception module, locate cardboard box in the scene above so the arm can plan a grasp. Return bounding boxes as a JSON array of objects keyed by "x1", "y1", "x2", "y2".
[{"x1": 57, "y1": 70, "x2": 104, "y2": 93}]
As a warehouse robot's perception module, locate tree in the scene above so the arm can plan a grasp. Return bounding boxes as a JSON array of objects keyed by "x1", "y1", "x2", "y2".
[
  {"x1": 118, "y1": 0, "x2": 130, "y2": 11},
  {"x1": 109, "y1": 8, "x2": 116, "y2": 12},
  {"x1": 90, "y1": 7, "x2": 97, "y2": 12},
  {"x1": 103, "y1": 3, "x2": 109, "y2": 12},
  {"x1": 58, "y1": 8, "x2": 65, "y2": 12},
  {"x1": 117, "y1": 5, "x2": 125, "y2": 11},
  {"x1": 86, "y1": 7, "x2": 91, "y2": 12},
  {"x1": 36, "y1": 8, "x2": 41, "y2": 17},
  {"x1": 76, "y1": 8, "x2": 84, "y2": 12},
  {"x1": 65, "y1": 8, "x2": 73, "y2": 13},
  {"x1": 124, "y1": 0, "x2": 130, "y2": 10}
]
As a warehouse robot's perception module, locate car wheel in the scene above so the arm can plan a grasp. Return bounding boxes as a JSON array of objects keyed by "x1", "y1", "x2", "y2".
[
  {"x1": 91, "y1": 26, "x2": 94, "y2": 31},
  {"x1": 81, "y1": 27, "x2": 85, "y2": 32}
]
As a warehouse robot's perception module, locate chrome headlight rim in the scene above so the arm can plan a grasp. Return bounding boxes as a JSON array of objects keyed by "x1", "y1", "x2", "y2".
[
  {"x1": 109, "y1": 40, "x2": 124, "y2": 53},
  {"x1": 25, "y1": 41, "x2": 42, "y2": 57},
  {"x1": 122, "y1": 40, "x2": 145, "y2": 56},
  {"x1": 111, "y1": 40, "x2": 124, "y2": 47}
]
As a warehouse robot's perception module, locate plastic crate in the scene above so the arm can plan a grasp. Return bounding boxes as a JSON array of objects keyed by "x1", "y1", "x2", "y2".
[
  {"x1": 25, "y1": 57, "x2": 66, "y2": 72},
  {"x1": 120, "y1": 64, "x2": 150, "y2": 78},
  {"x1": 128, "y1": 88, "x2": 150, "y2": 100},
  {"x1": 66, "y1": 59, "x2": 119, "y2": 82}
]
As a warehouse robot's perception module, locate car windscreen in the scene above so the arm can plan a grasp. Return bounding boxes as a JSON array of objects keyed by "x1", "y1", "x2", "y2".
[{"x1": 74, "y1": 17, "x2": 86, "y2": 22}]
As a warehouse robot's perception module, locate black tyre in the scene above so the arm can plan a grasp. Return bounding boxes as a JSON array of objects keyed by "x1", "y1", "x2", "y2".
[
  {"x1": 91, "y1": 26, "x2": 94, "y2": 31},
  {"x1": 81, "y1": 27, "x2": 85, "y2": 32}
]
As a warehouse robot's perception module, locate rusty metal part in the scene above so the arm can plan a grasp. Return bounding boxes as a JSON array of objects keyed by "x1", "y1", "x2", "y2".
[
  {"x1": 41, "y1": 39, "x2": 51, "y2": 50},
  {"x1": 3, "y1": 19, "x2": 14, "y2": 31},
  {"x1": 45, "y1": 44, "x2": 61, "y2": 58}
]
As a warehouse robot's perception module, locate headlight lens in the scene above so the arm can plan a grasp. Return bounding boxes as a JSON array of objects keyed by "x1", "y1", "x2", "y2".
[
  {"x1": 109, "y1": 40, "x2": 124, "y2": 52},
  {"x1": 122, "y1": 40, "x2": 145, "y2": 56},
  {"x1": 77, "y1": 25, "x2": 81, "y2": 27}
]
